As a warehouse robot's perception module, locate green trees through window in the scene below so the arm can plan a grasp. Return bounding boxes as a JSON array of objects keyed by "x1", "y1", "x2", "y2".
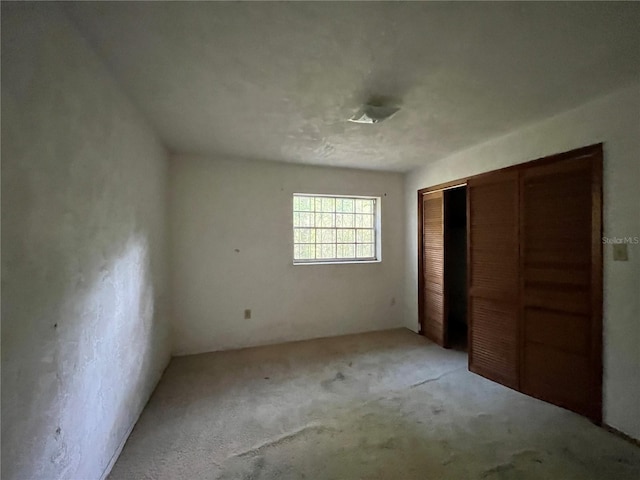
[{"x1": 293, "y1": 194, "x2": 379, "y2": 263}]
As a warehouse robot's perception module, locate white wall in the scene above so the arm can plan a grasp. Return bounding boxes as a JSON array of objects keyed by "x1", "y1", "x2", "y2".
[
  {"x1": 404, "y1": 84, "x2": 640, "y2": 439},
  {"x1": 170, "y1": 156, "x2": 405, "y2": 355},
  {"x1": 1, "y1": 4, "x2": 171, "y2": 479}
]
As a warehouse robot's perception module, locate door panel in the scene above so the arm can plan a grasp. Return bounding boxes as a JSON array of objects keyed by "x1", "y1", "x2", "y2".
[
  {"x1": 521, "y1": 153, "x2": 601, "y2": 421},
  {"x1": 524, "y1": 309, "x2": 589, "y2": 356},
  {"x1": 470, "y1": 297, "x2": 518, "y2": 387},
  {"x1": 468, "y1": 171, "x2": 519, "y2": 390},
  {"x1": 421, "y1": 191, "x2": 446, "y2": 346},
  {"x1": 523, "y1": 343, "x2": 590, "y2": 409}
]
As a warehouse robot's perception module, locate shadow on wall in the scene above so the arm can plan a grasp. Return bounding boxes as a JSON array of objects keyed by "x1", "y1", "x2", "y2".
[{"x1": 1, "y1": 3, "x2": 170, "y2": 478}]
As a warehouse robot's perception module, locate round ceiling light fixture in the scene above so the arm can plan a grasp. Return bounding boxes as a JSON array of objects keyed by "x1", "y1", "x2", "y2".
[{"x1": 348, "y1": 100, "x2": 400, "y2": 124}]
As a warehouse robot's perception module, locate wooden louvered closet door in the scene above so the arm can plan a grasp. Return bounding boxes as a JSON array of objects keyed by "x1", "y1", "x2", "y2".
[
  {"x1": 468, "y1": 171, "x2": 520, "y2": 390},
  {"x1": 421, "y1": 191, "x2": 446, "y2": 346},
  {"x1": 521, "y1": 150, "x2": 602, "y2": 421}
]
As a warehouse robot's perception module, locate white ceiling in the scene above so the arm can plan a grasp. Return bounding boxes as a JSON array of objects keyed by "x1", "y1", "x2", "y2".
[{"x1": 65, "y1": 2, "x2": 640, "y2": 172}]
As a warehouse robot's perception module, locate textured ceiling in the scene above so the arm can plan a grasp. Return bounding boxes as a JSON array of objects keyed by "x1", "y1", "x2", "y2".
[{"x1": 65, "y1": 2, "x2": 640, "y2": 172}]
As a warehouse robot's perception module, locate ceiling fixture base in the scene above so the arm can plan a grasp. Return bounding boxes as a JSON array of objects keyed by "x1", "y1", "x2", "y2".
[{"x1": 348, "y1": 104, "x2": 400, "y2": 124}]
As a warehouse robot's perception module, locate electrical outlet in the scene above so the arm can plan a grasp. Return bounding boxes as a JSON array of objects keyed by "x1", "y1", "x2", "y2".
[
  {"x1": 613, "y1": 243, "x2": 629, "y2": 261},
  {"x1": 244, "y1": 309, "x2": 252, "y2": 320}
]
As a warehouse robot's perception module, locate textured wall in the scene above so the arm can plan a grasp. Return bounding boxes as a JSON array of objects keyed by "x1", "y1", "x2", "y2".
[
  {"x1": 170, "y1": 156, "x2": 405, "y2": 355},
  {"x1": 1, "y1": 4, "x2": 171, "y2": 479},
  {"x1": 404, "y1": 84, "x2": 640, "y2": 439}
]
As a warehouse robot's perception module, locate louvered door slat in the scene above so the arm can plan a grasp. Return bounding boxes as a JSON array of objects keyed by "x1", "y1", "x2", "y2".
[
  {"x1": 421, "y1": 191, "x2": 446, "y2": 346},
  {"x1": 468, "y1": 171, "x2": 519, "y2": 390}
]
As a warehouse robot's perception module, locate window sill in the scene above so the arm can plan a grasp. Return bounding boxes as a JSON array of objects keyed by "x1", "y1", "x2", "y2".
[{"x1": 293, "y1": 259, "x2": 381, "y2": 266}]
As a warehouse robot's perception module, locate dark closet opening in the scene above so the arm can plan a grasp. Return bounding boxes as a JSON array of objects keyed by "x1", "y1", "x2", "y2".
[{"x1": 444, "y1": 187, "x2": 468, "y2": 350}]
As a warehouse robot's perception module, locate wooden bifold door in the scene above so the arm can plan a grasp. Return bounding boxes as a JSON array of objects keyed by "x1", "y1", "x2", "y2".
[
  {"x1": 420, "y1": 144, "x2": 602, "y2": 423},
  {"x1": 519, "y1": 153, "x2": 602, "y2": 421},
  {"x1": 467, "y1": 170, "x2": 520, "y2": 390},
  {"x1": 420, "y1": 190, "x2": 446, "y2": 346}
]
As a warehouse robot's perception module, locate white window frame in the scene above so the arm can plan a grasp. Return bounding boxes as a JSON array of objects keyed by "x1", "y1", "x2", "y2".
[{"x1": 292, "y1": 193, "x2": 382, "y2": 265}]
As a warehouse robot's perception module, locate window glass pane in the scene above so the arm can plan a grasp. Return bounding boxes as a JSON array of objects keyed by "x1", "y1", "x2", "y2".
[
  {"x1": 324, "y1": 244, "x2": 336, "y2": 259},
  {"x1": 336, "y1": 213, "x2": 354, "y2": 228},
  {"x1": 295, "y1": 244, "x2": 315, "y2": 260},
  {"x1": 337, "y1": 229, "x2": 355, "y2": 243},
  {"x1": 337, "y1": 244, "x2": 355, "y2": 258},
  {"x1": 294, "y1": 228, "x2": 315, "y2": 244},
  {"x1": 318, "y1": 229, "x2": 336, "y2": 243},
  {"x1": 355, "y1": 214, "x2": 373, "y2": 228},
  {"x1": 316, "y1": 244, "x2": 336, "y2": 259},
  {"x1": 321, "y1": 197, "x2": 335, "y2": 212},
  {"x1": 356, "y1": 243, "x2": 374, "y2": 258},
  {"x1": 356, "y1": 199, "x2": 374, "y2": 214},
  {"x1": 296, "y1": 196, "x2": 314, "y2": 212},
  {"x1": 356, "y1": 229, "x2": 373, "y2": 243},
  {"x1": 297, "y1": 212, "x2": 314, "y2": 227},
  {"x1": 316, "y1": 213, "x2": 334, "y2": 228},
  {"x1": 336, "y1": 198, "x2": 354, "y2": 213}
]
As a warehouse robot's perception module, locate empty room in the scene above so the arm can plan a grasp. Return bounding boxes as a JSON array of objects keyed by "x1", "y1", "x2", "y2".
[{"x1": 2, "y1": 2, "x2": 640, "y2": 479}]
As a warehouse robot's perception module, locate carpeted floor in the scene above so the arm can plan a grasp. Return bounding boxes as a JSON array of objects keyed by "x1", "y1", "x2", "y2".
[{"x1": 108, "y1": 328, "x2": 640, "y2": 479}]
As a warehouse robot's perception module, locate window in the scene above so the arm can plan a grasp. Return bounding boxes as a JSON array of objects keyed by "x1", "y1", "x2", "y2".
[{"x1": 293, "y1": 194, "x2": 381, "y2": 264}]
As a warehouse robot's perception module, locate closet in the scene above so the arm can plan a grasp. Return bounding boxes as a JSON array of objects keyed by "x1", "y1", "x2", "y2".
[
  {"x1": 420, "y1": 186, "x2": 468, "y2": 349},
  {"x1": 418, "y1": 144, "x2": 603, "y2": 422}
]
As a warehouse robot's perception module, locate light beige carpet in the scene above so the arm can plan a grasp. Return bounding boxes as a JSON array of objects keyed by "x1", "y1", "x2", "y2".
[{"x1": 109, "y1": 328, "x2": 640, "y2": 479}]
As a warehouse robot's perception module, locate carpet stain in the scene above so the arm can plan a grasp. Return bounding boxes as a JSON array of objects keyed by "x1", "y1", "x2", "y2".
[
  {"x1": 408, "y1": 367, "x2": 465, "y2": 389},
  {"x1": 232, "y1": 424, "x2": 337, "y2": 459},
  {"x1": 320, "y1": 371, "x2": 347, "y2": 390},
  {"x1": 481, "y1": 462, "x2": 516, "y2": 478}
]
